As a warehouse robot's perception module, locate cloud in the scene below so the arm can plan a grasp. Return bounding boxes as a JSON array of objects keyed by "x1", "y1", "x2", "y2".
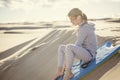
[
  {"x1": 0, "y1": 0, "x2": 52, "y2": 10},
  {"x1": 0, "y1": 0, "x2": 24, "y2": 8},
  {"x1": 0, "y1": 0, "x2": 28, "y2": 10},
  {"x1": 0, "y1": 1, "x2": 4, "y2": 7},
  {"x1": 15, "y1": 0, "x2": 36, "y2": 10},
  {"x1": 0, "y1": 0, "x2": 88, "y2": 9},
  {"x1": 0, "y1": 0, "x2": 120, "y2": 9}
]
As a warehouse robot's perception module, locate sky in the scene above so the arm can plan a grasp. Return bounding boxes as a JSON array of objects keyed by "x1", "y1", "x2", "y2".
[{"x1": 0, "y1": 0, "x2": 120, "y2": 23}]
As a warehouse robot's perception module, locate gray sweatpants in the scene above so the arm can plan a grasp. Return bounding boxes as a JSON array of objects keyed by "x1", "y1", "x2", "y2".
[{"x1": 57, "y1": 44, "x2": 92, "y2": 69}]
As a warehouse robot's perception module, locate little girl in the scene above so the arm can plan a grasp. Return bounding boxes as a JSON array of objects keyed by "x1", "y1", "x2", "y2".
[{"x1": 53, "y1": 8, "x2": 98, "y2": 80}]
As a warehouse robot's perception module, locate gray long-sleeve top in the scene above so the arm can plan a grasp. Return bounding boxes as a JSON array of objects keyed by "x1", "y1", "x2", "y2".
[{"x1": 75, "y1": 23, "x2": 98, "y2": 58}]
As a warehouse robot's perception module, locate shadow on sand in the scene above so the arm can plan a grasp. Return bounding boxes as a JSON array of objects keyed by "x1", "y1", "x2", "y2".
[{"x1": 0, "y1": 38, "x2": 35, "y2": 60}]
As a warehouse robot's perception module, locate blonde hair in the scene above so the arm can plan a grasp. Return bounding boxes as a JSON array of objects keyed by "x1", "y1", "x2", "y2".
[{"x1": 68, "y1": 8, "x2": 88, "y2": 23}]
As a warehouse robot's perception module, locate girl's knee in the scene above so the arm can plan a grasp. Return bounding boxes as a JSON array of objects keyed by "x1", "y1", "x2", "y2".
[
  {"x1": 59, "y1": 44, "x2": 66, "y2": 49},
  {"x1": 66, "y1": 44, "x2": 74, "y2": 49}
]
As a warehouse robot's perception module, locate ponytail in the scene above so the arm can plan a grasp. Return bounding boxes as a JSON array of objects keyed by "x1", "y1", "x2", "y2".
[{"x1": 82, "y1": 13, "x2": 88, "y2": 23}]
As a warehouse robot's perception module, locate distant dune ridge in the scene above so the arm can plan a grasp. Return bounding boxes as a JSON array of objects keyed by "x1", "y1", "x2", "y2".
[{"x1": 0, "y1": 20, "x2": 120, "y2": 80}]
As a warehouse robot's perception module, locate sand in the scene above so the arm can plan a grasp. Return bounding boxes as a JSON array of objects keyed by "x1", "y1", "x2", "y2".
[{"x1": 0, "y1": 20, "x2": 120, "y2": 80}]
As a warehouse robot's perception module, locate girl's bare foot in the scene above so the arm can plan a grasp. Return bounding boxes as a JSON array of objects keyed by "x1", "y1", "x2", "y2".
[
  {"x1": 53, "y1": 72, "x2": 63, "y2": 80},
  {"x1": 63, "y1": 69, "x2": 74, "y2": 80},
  {"x1": 53, "y1": 67, "x2": 64, "y2": 80}
]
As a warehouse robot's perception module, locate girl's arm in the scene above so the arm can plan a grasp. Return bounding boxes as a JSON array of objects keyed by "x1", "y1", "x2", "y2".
[{"x1": 75, "y1": 27, "x2": 87, "y2": 47}]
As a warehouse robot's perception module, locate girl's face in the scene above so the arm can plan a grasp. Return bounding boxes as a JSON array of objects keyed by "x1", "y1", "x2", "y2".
[{"x1": 69, "y1": 15, "x2": 82, "y2": 26}]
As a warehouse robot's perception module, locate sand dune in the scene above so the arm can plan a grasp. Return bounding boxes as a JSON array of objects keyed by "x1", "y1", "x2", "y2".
[{"x1": 0, "y1": 21, "x2": 120, "y2": 80}]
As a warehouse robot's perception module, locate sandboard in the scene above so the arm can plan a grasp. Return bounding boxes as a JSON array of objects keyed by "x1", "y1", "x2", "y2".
[{"x1": 57, "y1": 41, "x2": 120, "y2": 80}]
